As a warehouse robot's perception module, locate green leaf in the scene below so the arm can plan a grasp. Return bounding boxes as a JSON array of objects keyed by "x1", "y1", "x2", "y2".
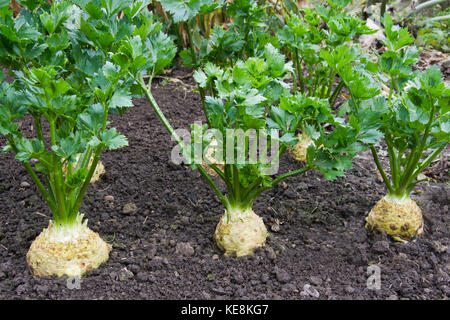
[
  {"x1": 243, "y1": 93, "x2": 266, "y2": 107},
  {"x1": 280, "y1": 132, "x2": 298, "y2": 146},
  {"x1": 52, "y1": 134, "x2": 83, "y2": 159},
  {"x1": 100, "y1": 127, "x2": 128, "y2": 150},
  {"x1": 78, "y1": 103, "x2": 105, "y2": 133},
  {"x1": 159, "y1": 0, "x2": 223, "y2": 23},
  {"x1": 358, "y1": 128, "x2": 383, "y2": 144},
  {"x1": 85, "y1": 1, "x2": 104, "y2": 19},
  {"x1": 264, "y1": 43, "x2": 286, "y2": 77},
  {"x1": 193, "y1": 69, "x2": 208, "y2": 88},
  {"x1": 144, "y1": 31, "x2": 177, "y2": 76},
  {"x1": 103, "y1": 0, "x2": 133, "y2": 17},
  {"x1": 15, "y1": 138, "x2": 45, "y2": 162},
  {"x1": 109, "y1": 87, "x2": 133, "y2": 110}
]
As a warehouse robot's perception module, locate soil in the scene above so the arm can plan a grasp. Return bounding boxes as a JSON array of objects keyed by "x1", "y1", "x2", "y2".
[{"x1": 0, "y1": 75, "x2": 449, "y2": 300}]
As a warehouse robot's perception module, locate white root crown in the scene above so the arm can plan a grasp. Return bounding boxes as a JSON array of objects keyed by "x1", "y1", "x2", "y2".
[
  {"x1": 365, "y1": 195, "x2": 424, "y2": 242},
  {"x1": 289, "y1": 132, "x2": 314, "y2": 162},
  {"x1": 214, "y1": 208, "x2": 267, "y2": 257},
  {"x1": 27, "y1": 214, "x2": 111, "y2": 277}
]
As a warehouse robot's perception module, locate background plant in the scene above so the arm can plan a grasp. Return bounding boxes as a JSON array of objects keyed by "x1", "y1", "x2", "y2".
[
  {"x1": 336, "y1": 14, "x2": 449, "y2": 240},
  {"x1": 0, "y1": 0, "x2": 132, "y2": 227}
]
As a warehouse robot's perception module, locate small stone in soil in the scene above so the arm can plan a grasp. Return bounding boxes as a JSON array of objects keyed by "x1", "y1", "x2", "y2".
[
  {"x1": 20, "y1": 181, "x2": 30, "y2": 188},
  {"x1": 270, "y1": 223, "x2": 280, "y2": 232},
  {"x1": 398, "y1": 252, "x2": 408, "y2": 260},
  {"x1": 122, "y1": 203, "x2": 137, "y2": 215},
  {"x1": 118, "y1": 268, "x2": 134, "y2": 281},
  {"x1": 104, "y1": 195, "x2": 114, "y2": 202},
  {"x1": 180, "y1": 216, "x2": 190, "y2": 225},
  {"x1": 211, "y1": 287, "x2": 228, "y2": 296},
  {"x1": 302, "y1": 284, "x2": 320, "y2": 298},
  {"x1": 235, "y1": 288, "x2": 247, "y2": 297},
  {"x1": 34, "y1": 284, "x2": 49, "y2": 295}
]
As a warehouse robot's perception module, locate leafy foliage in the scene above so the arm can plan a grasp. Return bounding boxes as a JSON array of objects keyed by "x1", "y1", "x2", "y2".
[
  {"x1": 277, "y1": 0, "x2": 375, "y2": 100},
  {"x1": 0, "y1": 1, "x2": 160, "y2": 225},
  {"x1": 337, "y1": 14, "x2": 450, "y2": 197},
  {"x1": 189, "y1": 47, "x2": 378, "y2": 210},
  {"x1": 159, "y1": 0, "x2": 223, "y2": 23}
]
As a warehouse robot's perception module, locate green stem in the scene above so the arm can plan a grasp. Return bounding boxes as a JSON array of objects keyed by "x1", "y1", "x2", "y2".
[
  {"x1": 224, "y1": 164, "x2": 235, "y2": 204},
  {"x1": 330, "y1": 80, "x2": 344, "y2": 108},
  {"x1": 33, "y1": 114, "x2": 45, "y2": 142},
  {"x1": 70, "y1": 148, "x2": 103, "y2": 220},
  {"x1": 310, "y1": 68, "x2": 320, "y2": 96},
  {"x1": 380, "y1": 0, "x2": 388, "y2": 21},
  {"x1": 385, "y1": 135, "x2": 399, "y2": 188},
  {"x1": 240, "y1": 177, "x2": 263, "y2": 203},
  {"x1": 370, "y1": 145, "x2": 394, "y2": 193},
  {"x1": 232, "y1": 165, "x2": 242, "y2": 206},
  {"x1": 405, "y1": 143, "x2": 447, "y2": 193},
  {"x1": 6, "y1": 135, "x2": 57, "y2": 214},
  {"x1": 325, "y1": 71, "x2": 336, "y2": 99},
  {"x1": 137, "y1": 75, "x2": 230, "y2": 210},
  {"x1": 398, "y1": 102, "x2": 436, "y2": 192},
  {"x1": 198, "y1": 86, "x2": 210, "y2": 126},
  {"x1": 49, "y1": 119, "x2": 67, "y2": 221},
  {"x1": 53, "y1": 162, "x2": 67, "y2": 222},
  {"x1": 69, "y1": 99, "x2": 110, "y2": 220},
  {"x1": 101, "y1": 100, "x2": 109, "y2": 132},
  {"x1": 185, "y1": 19, "x2": 210, "y2": 123},
  {"x1": 294, "y1": 49, "x2": 304, "y2": 93},
  {"x1": 186, "y1": 19, "x2": 198, "y2": 68},
  {"x1": 270, "y1": 165, "x2": 310, "y2": 187},
  {"x1": 388, "y1": 77, "x2": 395, "y2": 104}
]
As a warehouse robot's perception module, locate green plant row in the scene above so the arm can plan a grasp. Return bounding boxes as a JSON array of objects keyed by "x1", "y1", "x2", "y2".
[{"x1": 0, "y1": 0, "x2": 448, "y2": 277}]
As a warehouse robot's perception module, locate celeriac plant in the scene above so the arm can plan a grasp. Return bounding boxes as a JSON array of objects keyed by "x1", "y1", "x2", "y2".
[
  {"x1": 0, "y1": 0, "x2": 133, "y2": 276},
  {"x1": 337, "y1": 14, "x2": 450, "y2": 241},
  {"x1": 277, "y1": 0, "x2": 375, "y2": 161},
  {"x1": 188, "y1": 47, "x2": 382, "y2": 256}
]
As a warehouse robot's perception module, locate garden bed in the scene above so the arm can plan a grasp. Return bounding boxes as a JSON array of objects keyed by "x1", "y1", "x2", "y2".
[{"x1": 0, "y1": 78, "x2": 448, "y2": 300}]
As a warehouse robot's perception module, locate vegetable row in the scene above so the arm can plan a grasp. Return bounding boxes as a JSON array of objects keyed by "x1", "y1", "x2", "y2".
[{"x1": 0, "y1": 0, "x2": 448, "y2": 277}]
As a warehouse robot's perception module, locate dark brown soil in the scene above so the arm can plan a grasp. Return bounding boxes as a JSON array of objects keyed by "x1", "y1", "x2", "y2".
[{"x1": 0, "y1": 78, "x2": 448, "y2": 300}]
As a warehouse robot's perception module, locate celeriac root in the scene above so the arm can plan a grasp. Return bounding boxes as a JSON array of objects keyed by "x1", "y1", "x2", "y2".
[
  {"x1": 27, "y1": 215, "x2": 111, "y2": 277},
  {"x1": 365, "y1": 195, "x2": 424, "y2": 242},
  {"x1": 214, "y1": 208, "x2": 267, "y2": 257},
  {"x1": 289, "y1": 132, "x2": 314, "y2": 162}
]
